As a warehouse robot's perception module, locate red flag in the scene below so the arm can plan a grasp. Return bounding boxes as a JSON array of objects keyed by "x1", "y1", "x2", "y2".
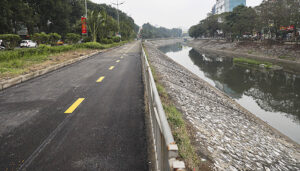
[{"x1": 81, "y1": 17, "x2": 87, "y2": 34}]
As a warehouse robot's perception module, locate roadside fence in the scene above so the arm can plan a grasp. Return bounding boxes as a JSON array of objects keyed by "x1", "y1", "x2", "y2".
[{"x1": 141, "y1": 43, "x2": 185, "y2": 171}]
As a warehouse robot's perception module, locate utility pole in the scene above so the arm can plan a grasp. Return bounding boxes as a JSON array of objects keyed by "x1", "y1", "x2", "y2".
[
  {"x1": 85, "y1": 0, "x2": 88, "y2": 36},
  {"x1": 112, "y1": 0, "x2": 125, "y2": 39},
  {"x1": 85, "y1": 0, "x2": 88, "y2": 18}
]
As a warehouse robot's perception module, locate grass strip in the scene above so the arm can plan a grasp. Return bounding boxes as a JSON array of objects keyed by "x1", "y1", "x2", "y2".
[
  {"x1": 0, "y1": 41, "x2": 127, "y2": 75},
  {"x1": 233, "y1": 57, "x2": 273, "y2": 68}
]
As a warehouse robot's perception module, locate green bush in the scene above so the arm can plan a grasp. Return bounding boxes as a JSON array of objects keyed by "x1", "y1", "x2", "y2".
[
  {"x1": 48, "y1": 33, "x2": 61, "y2": 46},
  {"x1": 101, "y1": 38, "x2": 114, "y2": 44},
  {"x1": 112, "y1": 36, "x2": 121, "y2": 42},
  {"x1": 107, "y1": 39, "x2": 114, "y2": 44},
  {"x1": 82, "y1": 36, "x2": 91, "y2": 43},
  {"x1": 65, "y1": 33, "x2": 81, "y2": 44},
  {"x1": 32, "y1": 32, "x2": 49, "y2": 45},
  {"x1": 0, "y1": 34, "x2": 21, "y2": 49},
  {"x1": 100, "y1": 38, "x2": 107, "y2": 44},
  {"x1": 76, "y1": 42, "x2": 105, "y2": 49}
]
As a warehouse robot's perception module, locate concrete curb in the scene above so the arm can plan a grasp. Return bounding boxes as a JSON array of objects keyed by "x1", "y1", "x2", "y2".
[{"x1": 0, "y1": 45, "x2": 123, "y2": 91}]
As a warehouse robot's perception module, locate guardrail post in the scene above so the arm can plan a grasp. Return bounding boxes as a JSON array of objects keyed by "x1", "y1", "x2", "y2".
[{"x1": 170, "y1": 158, "x2": 186, "y2": 171}]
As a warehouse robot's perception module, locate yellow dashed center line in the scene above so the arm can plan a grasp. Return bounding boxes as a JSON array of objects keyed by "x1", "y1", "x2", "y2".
[
  {"x1": 120, "y1": 56, "x2": 124, "y2": 59},
  {"x1": 96, "y1": 76, "x2": 105, "y2": 83},
  {"x1": 116, "y1": 60, "x2": 120, "y2": 63},
  {"x1": 64, "y1": 98, "x2": 85, "y2": 114},
  {"x1": 109, "y1": 66, "x2": 115, "y2": 70}
]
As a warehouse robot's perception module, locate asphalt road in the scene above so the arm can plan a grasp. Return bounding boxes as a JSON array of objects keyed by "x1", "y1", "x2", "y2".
[{"x1": 0, "y1": 41, "x2": 148, "y2": 171}]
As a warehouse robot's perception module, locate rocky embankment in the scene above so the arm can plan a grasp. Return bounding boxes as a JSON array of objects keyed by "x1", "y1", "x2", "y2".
[
  {"x1": 188, "y1": 39, "x2": 300, "y2": 73},
  {"x1": 144, "y1": 40, "x2": 300, "y2": 171}
]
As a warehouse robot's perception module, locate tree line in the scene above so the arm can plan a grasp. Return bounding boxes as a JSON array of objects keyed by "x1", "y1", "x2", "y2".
[
  {"x1": 189, "y1": 0, "x2": 300, "y2": 42},
  {"x1": 0, "y1": 0, "x2": 138, "y2": 41},
  {"x1": 141, "y1": 23, "x2": 182, "y2": 39}
]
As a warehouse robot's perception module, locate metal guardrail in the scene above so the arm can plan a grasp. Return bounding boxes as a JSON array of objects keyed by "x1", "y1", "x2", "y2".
[{"x1": 141, "y1": 43, "x2": 185, "y2": 171}]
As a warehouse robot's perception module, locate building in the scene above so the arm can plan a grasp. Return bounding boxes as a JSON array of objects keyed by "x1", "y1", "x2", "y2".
[
  {"x1": 211, "y1": 4, "x2": 216, "y2": 14},
  {"x1": 213, "y1": 0, "x2": 246, "y2": 15}
]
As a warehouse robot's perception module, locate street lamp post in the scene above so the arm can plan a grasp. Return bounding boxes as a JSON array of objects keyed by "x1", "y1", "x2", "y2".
[{"x1": 112, "y1": 0, "x2": 125, "y2": 40}]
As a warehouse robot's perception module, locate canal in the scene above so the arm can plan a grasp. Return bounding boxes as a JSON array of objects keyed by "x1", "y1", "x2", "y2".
[{"x1": 159, "y1": 43, "x2": 300, "y2": 144}]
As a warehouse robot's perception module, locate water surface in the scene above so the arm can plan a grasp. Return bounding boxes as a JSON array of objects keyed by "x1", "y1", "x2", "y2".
[{"x1": 159, "y1": 43, "x2": 300, "y2": 144}]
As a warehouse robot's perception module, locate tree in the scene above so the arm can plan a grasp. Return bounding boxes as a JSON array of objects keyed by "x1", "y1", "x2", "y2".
[
  {"x1": 120, "y1": 21, "x2": 135, "y2": 40},
  {"x1": 226, "y1": 5, "x2": 257, "y2": 38},
  {"x1": 98, "y1": 11, "x2": 118, "y2": 41},
  {"x1": 0, "y1": 0, "x2": 37, "y2": 34},
  {"x1": 218, "y1": 12, "x2": 232, "y2": 39},
  {"x1": 188, "y1": 13, "x2": 220, "y2": 39},
  {"x1": 287, "y1": 0, "x2": 300, "y2": 42},
  {"x1": 189, "y1": 24, "x2": 205, "y2": 38},
  {"x1": 86, "y1": 1, "x2": 138, "y2": 40},
  {"x1": 141, "y1": 23, "x2": 182, "y2": 39},
  {"x1": 0, "y1": 0, "x2": 137, "y2": 39},
  {"x1": 259, "y1": 0, "x2": 290, "y2": 38},
  {"x1": 189, "y1": 0, "x2": 300, "y2": 42},
  {"x1": 171, "y1": 28, "x2": 182, "y2": 37},
  {"x1": 0, "y1": 0, "x2": 12, "y2": 34},
  {"x1": 202, "y1": 14, "x2": 220, "y2": 37},
  {"x1": 87, "y1": 10, "x2": 106, "y2": 42}
]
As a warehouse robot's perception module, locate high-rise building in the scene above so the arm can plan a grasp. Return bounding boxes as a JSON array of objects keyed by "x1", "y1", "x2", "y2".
[
  {"x1": 212, "y1": 0, "x2": 246, "y2": 15},
  {"x1": 212, "y1": 4, "x2": 216, "y2": 15}
]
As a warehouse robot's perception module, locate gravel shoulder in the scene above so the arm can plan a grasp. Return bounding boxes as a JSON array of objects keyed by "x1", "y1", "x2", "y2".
[{"x1": 144, "y1": 40, "x2": 300, "y2": 171}]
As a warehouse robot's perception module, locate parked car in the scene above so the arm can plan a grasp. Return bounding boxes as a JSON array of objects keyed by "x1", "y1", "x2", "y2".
[
  {"x1": 0, "y1": 39, "x2": 5, "y2": 50},
  {"x1": 57, "y1": 40, "x2": 64, "y2": 45},
  {"x1": 20, "y1": 40, "x2": 37, "y2": 48}
]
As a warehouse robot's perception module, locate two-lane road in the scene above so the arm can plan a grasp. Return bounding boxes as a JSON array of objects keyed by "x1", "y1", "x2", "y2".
[{"x1": 0, "y1": 41, "x2": 148, "y2": 170}]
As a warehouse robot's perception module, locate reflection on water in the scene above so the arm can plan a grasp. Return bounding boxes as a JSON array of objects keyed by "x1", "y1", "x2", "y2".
[
  {"x1": 159, "y1": 44, "x2": 300, "y2": 144},
  {"x1": 159, "y1": 42, "x2": 183, "y2": 53}
]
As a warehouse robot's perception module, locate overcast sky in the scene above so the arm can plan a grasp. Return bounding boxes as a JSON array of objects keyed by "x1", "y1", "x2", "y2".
[{"x1": 91, "y1": 0, "x2": 263, "y2": 30}]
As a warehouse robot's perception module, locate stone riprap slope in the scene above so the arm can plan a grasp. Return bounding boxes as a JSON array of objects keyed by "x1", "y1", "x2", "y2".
[{"x1": 144, "y1": 42, "x2": 300, "y2": 171}]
